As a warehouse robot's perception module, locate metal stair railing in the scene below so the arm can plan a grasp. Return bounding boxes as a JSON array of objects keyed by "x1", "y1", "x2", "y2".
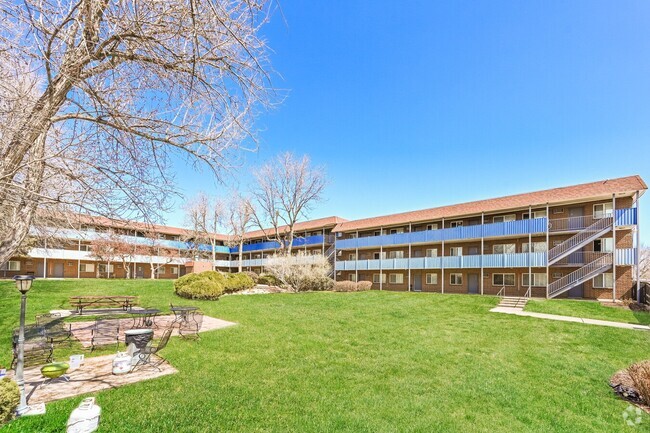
[
  {"x1": 547, "y1": 254, "x2": 612, "y2": 298},
  {"x1": 547, "y1": 216, "x2": 613, "y2": 264},
  {"x1": 325, "y1": 244, "x2": 336, "y2": 278}
]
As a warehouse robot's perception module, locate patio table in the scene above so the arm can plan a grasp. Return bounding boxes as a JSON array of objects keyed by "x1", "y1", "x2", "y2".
[
  {"x1": 170, "y1": 306, "x2": 198, "y2": 324},
  {"x1": 128, "y1": 309, "x2": 160, "y2": 329}
]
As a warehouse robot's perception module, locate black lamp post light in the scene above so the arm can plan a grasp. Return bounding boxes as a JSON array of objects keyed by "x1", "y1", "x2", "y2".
[{"x1": 12, "y1": 275, "x2": 44, "y2": 416}]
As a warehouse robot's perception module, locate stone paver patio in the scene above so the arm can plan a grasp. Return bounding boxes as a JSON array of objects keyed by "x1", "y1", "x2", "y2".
[
  {"x1": 70, "y1": 314, "x2": 237, "y2": 347},
  {"x1": 7, "y1": 354, "x2": 177, "y2": 404}
]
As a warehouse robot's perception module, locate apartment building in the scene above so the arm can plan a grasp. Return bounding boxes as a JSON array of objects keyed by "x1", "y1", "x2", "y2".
[
  {"x1": 0, "y1": 175, "x2": 644, "y2": 300},
  {"x1": 333, "y1": 175, "x2": 645, "y2": 300}
]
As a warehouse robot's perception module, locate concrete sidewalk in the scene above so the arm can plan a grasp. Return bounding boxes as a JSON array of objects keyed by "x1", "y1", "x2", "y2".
[{"x1": 490, "y1": 306, "x2": 650, "y2": 331}]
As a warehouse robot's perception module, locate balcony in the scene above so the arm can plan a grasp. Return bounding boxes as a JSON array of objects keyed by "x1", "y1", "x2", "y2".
[
  {"x1": 335, "y1": 252, "x2": 547, "y2": 271},
  {"x1": 548, "y1": 208, "x2": 637, "y2": 232},
  {"x1": 236, "y1": 234, "x2": 334, "y2": 253},
  {"x1": 336, "y1": 218, "x2": 548, "y2": 250}
]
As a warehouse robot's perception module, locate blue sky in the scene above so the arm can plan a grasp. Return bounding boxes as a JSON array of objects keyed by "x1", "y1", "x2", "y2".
[{"x1": 168, "y1": 1, "x2": 650, "y2": 242}]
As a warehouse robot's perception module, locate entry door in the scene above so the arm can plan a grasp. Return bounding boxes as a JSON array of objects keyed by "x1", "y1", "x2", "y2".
[
  {"x1": 468, "y1": 273, "x2": 479, "y2": 294},
  {"x1": 568, "y1": 207, "x2": 584, "y2": 230},
  {"x1": 136, "y1": 266, "x2": 144, "y2": 279},
  {"x1": 37, "y1": 262, "x2": 44, "y2": 277},
  {"x1": 568, "y1": 283, "x2": 584, "y2": 298},
  {"x1": 413, "y1": 274, "x2": 422, "y2": 292},
  {"x1": 53, "y1": 263, "x2": 64, "y2": 278}
]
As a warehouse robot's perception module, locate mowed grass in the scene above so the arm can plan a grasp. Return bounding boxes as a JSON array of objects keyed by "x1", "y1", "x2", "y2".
[
  {"x1": 1, "y1": 279, "x2": 649, "y2": 432},
  {"x1": 526, "y1": 299, "x2": 650, "y2": 326}
]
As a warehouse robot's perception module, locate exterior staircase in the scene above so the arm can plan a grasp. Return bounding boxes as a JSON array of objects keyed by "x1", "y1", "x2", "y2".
[
  {"x1": 325, "y1": 244, "x2": 336, "y2": 278},
  {"x1": 497, "y1": 297, "x2": 529, "y2": 309},
  {"x1": 548, "y1": 253, "x2": 613, "y2": 298},
  {"x1": 547, "y1": 216, "x2": 613, "y2": 265}
]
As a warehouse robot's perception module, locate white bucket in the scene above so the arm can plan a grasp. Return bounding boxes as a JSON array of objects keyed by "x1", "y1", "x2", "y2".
[
  {"x1": 67, "y1": 397, "x2": 101, "y2": 433},
  {"x1": 112, "y1": 352, "x2": 132, "y2": 375}
]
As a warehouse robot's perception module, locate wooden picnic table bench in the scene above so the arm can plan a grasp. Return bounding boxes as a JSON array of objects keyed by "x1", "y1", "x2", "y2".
[{"x1": 69, "y1": 295, "x2": 139, "y2": 315}]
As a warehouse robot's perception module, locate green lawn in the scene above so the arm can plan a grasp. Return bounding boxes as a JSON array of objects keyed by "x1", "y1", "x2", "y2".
[
  {"x1": 526, "y1": 299, "x2": 650, "y2": 326},
  {"x1": 1, "y1": 279, "x2": 649, "y2": 432}
]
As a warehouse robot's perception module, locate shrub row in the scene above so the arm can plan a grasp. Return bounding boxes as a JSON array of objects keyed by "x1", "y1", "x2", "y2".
[
  {"x1": 333, "y1": 281, "x2": 373, "y2": 292},
  {"x1": 0, "y1": 378, "x2": 19, "y2": 426}
]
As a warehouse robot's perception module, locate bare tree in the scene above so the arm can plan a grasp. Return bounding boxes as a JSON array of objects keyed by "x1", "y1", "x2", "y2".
[
  {"x1": 225, "y1": 193, "x2": 255, "y2": 272},
  {"x1": 184, "y1": 193, "x2": 225, "y2": 270},
  {"x1": 251, "y1": 153, "x2": 327, "y2": 254},
  {"x1": 91, "y1": 236, "x2": 117, "y2": 278},
  {"x1": 141, "y1": 229, "x2": 175, "y2": 279},
  {"x1": 0, "y1": 0, "x2": 273, "y2": 267},
  {"x1": 264, "y1": 252, "x2": 333, "y2": 292},
  {"x1": 640, "y1": 244, "x2": 650, "y2": 281}
]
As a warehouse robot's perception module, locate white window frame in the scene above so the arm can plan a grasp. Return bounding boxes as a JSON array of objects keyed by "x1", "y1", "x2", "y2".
[
  {"x1": 593, "y1": 203, "x2": 613, "y2": 219},
  {"x1": 493, "y1": 273, "x2": 516, "y2": 286},
  {"x1": 372, "y1": 273, "x2": 387, "y2": 284},
  {"x1": 426, "y1": 273, "x2": 438, "y2": 285},
  {"x1": 426, "y1": 223, "x2": 439, "y2": 231},
  {"x1": 450, "y1": 273, "x2": 463, "y2": 285},
  {"x1": 552, "y1": 207, "x2": 565, "y2": 214},
  {"x1": 522, "y1": 273, "x2": 547, "y2": 287},
  {"x1": 156, "y1": 266, "x2": 165, "y2": 275},
  {"x1": 389, "y1": 273, "x2": 403, "y2": 284},
  {"x1": 98, "y1": 264, "x2": 114, "y2": 273},
  {"x1": 449, "y1": 247, "x2": 463, "y2": 256},
  {"x1": 522, "y1": 242, "x2": 547, "y2": 253},
  {"x1": 80, "y1": 263, "x2": 95, "y2": 273},
  {"x1": 171, "y1": 267, "x2": 178, "y2": 275},
  {"x1": 449, "y1": 220, "x2": 463, "y2": 228},
  {"x1": 2, "y1": 260, "x2": 20, "y2": 271},
  {"x1": 389, "y1": 228, "x2": 405, "y2": 235},
  {"x1": 593, "y1": 238, "x2": 613, "y2": 253},
  {"x1": 493, "y1": 244, "x2": 516, "y2": 254},
  {"x1": 348, "y1": 253, "x2": 356, "y2": 261},
  {"x1": 523, "y1": 210, "x2": 547, "y2": 219},
  {"x1": 552, "y1": 272, "x2": 563, "y2": 279},
  {"x1": 374, "y1": 231, "x2": 381, "y2": 237},
  {"x1": 593, "y1": 273, "x2": 613, "y2": 289},
  {"x1": 388, "y1": 251, "x2": 405, "y2": 259},
  {"x1": 492, "y1": 214, "x2": 516, "y2": 223},
  {"x1": 373, "y1": 252, "x2": 387, "y2": 260},
  {"x1": 349, "y1": 274, "x2": 357, "y2": 282},
  {"x1": 425, "y1": 248, "x2": 438, "y2": 258}
]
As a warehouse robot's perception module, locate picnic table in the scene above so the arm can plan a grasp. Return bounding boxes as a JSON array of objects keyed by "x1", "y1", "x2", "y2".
[{"x1": 69, "y1": 295, "x2": 139, "y2": 315}]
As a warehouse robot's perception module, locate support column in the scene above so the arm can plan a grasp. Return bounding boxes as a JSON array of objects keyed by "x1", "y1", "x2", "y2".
[
  {"x1": 636, "y1": 191, "x2": 641, "y2": 303},
  {"x1": 545, "y1": 203, "x2": 549, "y2": 298},
  {"x1": 528, "y1": 205, "x2": 532, "y2": 297},
  {"x1": 441, "y1": 218, "x2": 445, "y2": 294},
  {"x1": 408, "y1": 223, "x2": 412, "y2": 292},
  {"x1": 379, "y1": 227, "x2": 383, "y2": 291},
  {"x1": 77, "y1": 239, "x2": 81, "y2": 279},
  {"x1": 612, "y1": 194, "x2": 617, "y2": 301},
  {"x1": 480, "y1": 212, "x2": 485, "y2": 295},
  {"x1": 43, "y1": 239, "x2": 48, "y2": 278},
  {"x1": 322, "y1": 228, "x2": 325, "y2": 255},
  {"x1": 355, "y1": 230, "x2": 359, "y2": 284}
]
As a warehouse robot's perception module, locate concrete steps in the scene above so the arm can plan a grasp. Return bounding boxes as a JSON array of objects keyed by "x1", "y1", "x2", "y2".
[{"x1": 497, "y1": 296, "x2": 529, "y2": 309}]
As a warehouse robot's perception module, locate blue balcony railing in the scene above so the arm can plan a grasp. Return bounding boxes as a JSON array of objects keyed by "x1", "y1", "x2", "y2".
[
  {"x1": 616, "y1": 248, "x2": 637, "y2": 265},
  {"x1": 336, "y1": 218, "x2": 548, "y2": 250},
  {"x1": 235, "y1": 234, "x2": 332, "y2": 253},
  {"x1": 615, "y1": 208, "x2": 637, "y2": 226},
  {"x1": 335, "y1": 252, "x2": 547, "y2": 271}
]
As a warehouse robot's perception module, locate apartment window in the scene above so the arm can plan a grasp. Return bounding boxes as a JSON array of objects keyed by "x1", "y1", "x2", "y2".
[
  {"x1": 80, "y1": 263, "x2": 95, "y2": 273},
  {"x1": 1, "y1": 260, "x2": 20, "y2": 271},
  {"x1": 79, "y1": 244, "x2": 92, "y2": 252},
  {"x1": 373, "y1": 252, "x2": 387, "y2": 260},
  {"x1": 374, "y1": 231, "x2": 381, "y2": 236},
  {"x1": 349, "y1": 274, "x2": 357, "y2": 282},
  {"x1": 493, "y1": 214, "x2": 516, "y2": 223},
  {"x1": 348, "y1": 253, "x2": 356, "y2": 261},
  {"x1": 522, "y1": 273, "x2": 547, "y2": 287},
  {"x1": 552, "y1": 240, "x2": 563, "y2": 247},
  {"x1": 389, "y1": 273, "x2": 404, "y2": 284},
  {"x1": 426, "y1": 273, "x2": 438, "y2": 285},
  {"x1": 522, "y1": 242, "x2": 547, "y2": 253},
  {"x1": 389, "y1": 228, "x2": 404, "y2": 234},
  {"x1": 426, "y1": 248, "x2": 438, "y2": 258},
  {"x1": 171, "y1": 267, "x2": 178, "y2": 275},
  {"x1": 493, "y1": 244, "x2": 516, "y2": 254},
  {"x1": 450, "y1": 273, "x2": 463, "y2": 285},
  {"x1": 593, "y1": 273, "x2": 614, "y2": 289},
  {"x1": 593, "y1": 203, "x2": 613, "y2": 219},
  {"x1": 593, "y1": 238, "x2": 613, "y2": 253},
  {"x1": 552, "y1": 208, "x2": 565, "y2": 214},
  {"x1": 449, "y1": 221, "x2": 463, "y2": 228},
  {"x1": 98, "y1": 264, "x2": 114, "y2": 273},
  {"x1": 349, "y1": 233, "x2": 357, "y2": 239},
  {"x1": 372, "y1": 274, "x2": 387, "y2": 284},
  {"x1": 388, "y1": 251, "x2": 404, "y2": 259},
  {"x1": 449, "y1": 247, "x2": 463, "y2": 256},
  {"x1": 156, "y1": 266, "x2": 165, "y2": 274},
  {"x1": 523, "y1": 210, "x2": 547, "y2": 219},
  {"x1": 552, "y1": 272, "x2": 563, "y2": 279},
  {"x1": 426, "y1": 223, "x2": 439, "y2": 231},
  {"x1": 493, "y1": 273, "x2": 515, "y2": 286}
]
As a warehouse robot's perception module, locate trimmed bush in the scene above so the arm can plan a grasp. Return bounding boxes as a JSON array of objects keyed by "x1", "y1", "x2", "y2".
[
  {"x1": 241, "y1": 271, "x2": 259, "y2": 283},
  {"x1": 258, "y1": 274, "x2": 282, "y2": 286},
  {"x1": 302, "y1": 276, "x2": 334, "y2": 292},
  {"x1": 333, "y1": 281, "x2": 372, "y2": 292},
  {"x1": 0, "y1": 378, "x2": 19, "y2": 425},
  {"x1": 174, "y1": 271, "x2": 226, "y2": 300},
  {"x1": 224, "y1": 273, "x2": 255, "y2": 293}
]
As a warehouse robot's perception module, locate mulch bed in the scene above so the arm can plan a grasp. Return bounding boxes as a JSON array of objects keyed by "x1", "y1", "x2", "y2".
[{"x1": 610, "y1": 369, "x2": 650, "y2": 414}]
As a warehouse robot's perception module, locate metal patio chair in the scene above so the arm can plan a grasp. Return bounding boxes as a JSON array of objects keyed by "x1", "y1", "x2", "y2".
[
  {"x1": 131, "y1": 327, "x2": 173, "y2": 371},
  {"x1": 36, "y1": 313, "x2": 72, "y2": 344},
  {"x1": 178, "y1": 310, "x2": 203, "y2": 340},
  {"x1": 90, "y1": 317, "x2": 121, "y2": 351}
]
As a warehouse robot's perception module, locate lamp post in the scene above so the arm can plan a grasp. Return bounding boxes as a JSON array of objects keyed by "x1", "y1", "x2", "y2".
[{"x1": 13, "y1": 275, "x2": 34, "y2": 416}]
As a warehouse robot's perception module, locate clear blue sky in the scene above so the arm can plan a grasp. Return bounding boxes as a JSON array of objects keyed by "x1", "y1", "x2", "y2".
[{"x1": 168, "y1": 0, "x2": 650, "y2": 243}]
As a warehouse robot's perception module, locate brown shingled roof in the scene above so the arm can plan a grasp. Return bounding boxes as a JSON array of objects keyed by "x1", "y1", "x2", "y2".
[
  {"x1": 332, "y1": 175, "x2": 647, "y2": 233},
  {"x1": 243, "y1": 216, "x2": 347, "y2": 239}
]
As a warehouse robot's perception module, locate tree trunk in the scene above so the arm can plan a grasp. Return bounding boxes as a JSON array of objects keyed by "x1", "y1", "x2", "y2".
[
  {"x1": 238, "y1": 240, "x2": 244, "y2": 272},
  {"x1": 211, "y1": 241, "x2": 216, "y2": 271}
]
